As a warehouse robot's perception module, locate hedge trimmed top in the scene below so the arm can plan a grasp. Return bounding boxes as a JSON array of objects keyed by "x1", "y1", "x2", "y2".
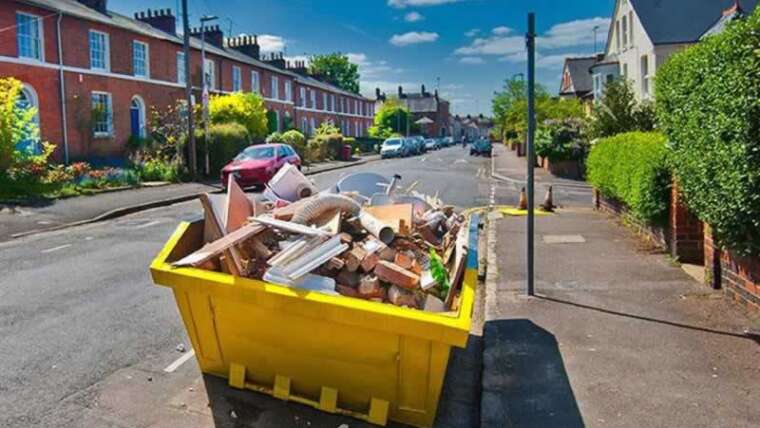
[{"x1": 656, "y1": 8, "x2": 760, "y2": 255}]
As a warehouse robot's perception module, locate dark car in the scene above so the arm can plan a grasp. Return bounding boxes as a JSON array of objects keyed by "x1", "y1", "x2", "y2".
[
  {"x1": 221, "y1": 143, "x2": 301, "y2": 188},
  {"x1": 470, "y1": 139, "x2": 493, "y2": 157}
]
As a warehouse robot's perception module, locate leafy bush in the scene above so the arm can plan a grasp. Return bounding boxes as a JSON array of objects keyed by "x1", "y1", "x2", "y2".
[
  {"x1": 656, "y1": 9, "x2": 760, "y2": 254},
  {"x1": 281, "y1": 130, "x2": 306, "y2": 158},
  {"x1": 195, "y1": 122, "x2": 250, "y2": 176},
  {"x1": 0, "y1": 77, "x2": 44, "y2": 174},
  {"x1": 265, "y1": 132, "x2": 285, "y2": 144},
  {"x1": 137, "y1": 157, "x2": 183, "y2": 182},
  {"x1": 588, "y1": 79, "x2": 655, "y2": 139},
  {"x1": 535, "y1": 119, "x2": 588, "y2": 162},
  {"x1": 587, "y1": 132, "x2": 670, "y2": 223},
  {"x1": 209, "y1": 92, "x2": 268, "y2": 140}
]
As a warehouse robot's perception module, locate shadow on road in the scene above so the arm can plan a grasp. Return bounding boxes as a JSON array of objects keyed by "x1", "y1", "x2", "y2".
[{"x1": 482, "y1": 319, "x2": 584, "y2": 428}]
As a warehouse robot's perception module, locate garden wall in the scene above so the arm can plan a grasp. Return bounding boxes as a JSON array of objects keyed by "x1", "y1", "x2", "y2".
[
  {"x1": 704, "y1": 226, "x2": 760, "y2": 313},
  {"x1": 593, "y1": 189, "x2": 668, "y2": 250}
]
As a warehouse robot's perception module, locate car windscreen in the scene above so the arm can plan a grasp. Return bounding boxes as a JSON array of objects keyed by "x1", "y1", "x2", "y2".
[
  {"x1": 236, "y1": 146, "x2": 275, "y2": 161},
  {"x1": 384, "y1": 139, "x2": 402, "y2": 146}
]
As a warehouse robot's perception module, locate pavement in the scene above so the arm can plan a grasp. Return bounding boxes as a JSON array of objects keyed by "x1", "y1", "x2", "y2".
[
  {"x1": 0, "y1": 155, "x2": 380, "y2": 243},
  {"x1": 0, "y1": 146, "x2": 488, "y2": 428},
  {"x1": 482, "y1": 147, "x2": 760, "y2": 428}
]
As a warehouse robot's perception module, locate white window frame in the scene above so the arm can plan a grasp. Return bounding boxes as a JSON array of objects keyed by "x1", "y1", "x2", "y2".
[
  {"x1": 89, "y1": 30, "x2": 110, "y2": 72},
  {"x1": 322, "y1": 93, "x2": 328, "y2": 111},
  {"x1": 232, "y1": 65, "x2": 242, "y2": 92},
  {"x1": 628, "y1": 11, "x2": 634, "y2": 47},
  {"x1": 133, "y1": 40, "x2": 149, "y2": 78},
  {"x1": 309, "y1": 117, "x2": 316, "y2": 135},
  {"x1": 302, "y1": 117, "x2": 308, "y2": 133},
  {"x1": 299, "y1": 87, "x2": 306, "y2": 107},
  {"x1": 330, "y1": 94, "x2": 336, "y2": 112},
  {"x1": 251, "y1": 70, "x2": 260, "y2": 93},
  {"x1": 176, "y1": 51, "x2": 186, "y2": 84},
  {"x1": 285, "y1": 80, "x2": 292, "y2": 102},
  {"x1": 271, "y1": 76, "x2": 279, "y2": 100},
  {"x1": 91, "y1": 91, "x2": 113, "y2": 137},
  {"x1": 310, "y1": 90, "x2": 316, "y2": 109},
  {"x1": 203, "y1": 58, "x2": 216, "y2": 90},
  {"x1": 16, "y1": 12, "x2": 44, "y2": 62}
]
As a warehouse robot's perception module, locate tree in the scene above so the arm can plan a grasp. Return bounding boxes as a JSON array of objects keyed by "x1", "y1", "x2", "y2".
[
  {"x1": 587, "y1": 79, "x2": 654, "y2": 139},
  {"x1": 209, "y1": 92, "x2": 268, "y2": 140},
  {"x1": 368, "y1": 98, "x2": 410, "y2": 139},
  {"x1": 309, "y1": 53, "x2": 360, "y2": 94},
  {"x1": 0, "y1": 77, "x2": 40, "y2": 172}
]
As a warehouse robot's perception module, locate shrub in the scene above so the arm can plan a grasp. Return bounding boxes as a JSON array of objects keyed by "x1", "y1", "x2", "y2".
[
  {"x1": 0, "y1": 77, "x2": 43, "y2": 173},
  {"x1": 137, "y1": 157, "x2": 183, "y2": 182},
  {"x1": 209, "y1": 92, "x2": 268, "y2": 139},
  {"x1": 656, "y1": 9, "x2": 760, "y2": 254},
  {"x1": 586, "y1": 132, "x2": 670, "y2": 224},
  {"x1": 265, "y1": 132, "x2": 285, "y2": 144},
  {"x1": 588, "y1": 79, "x2": 655, "y2": 139},
  {"x1": 281, "y1": 130, "x2": 306, "y2": 158},
  {"x1": 195, "y1": 122, "x2": 250, "y2": 176},
  {"x1": 535, "y1": 119, "x2": 588, "y2": 162}
]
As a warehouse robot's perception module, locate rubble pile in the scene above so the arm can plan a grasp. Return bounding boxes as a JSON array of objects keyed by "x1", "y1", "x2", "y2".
[{"x1": 174, "y1": 164, "x2": 469, "y2": 313}]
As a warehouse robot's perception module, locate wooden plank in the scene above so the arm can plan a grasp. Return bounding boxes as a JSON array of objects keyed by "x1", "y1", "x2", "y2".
[
  {"x1": 190, "y1": 194, "x2": 249, "y2": 275},
  {"x1": 173, "y1": 222, "x2": 265, "y2": 269},
  {"x1": 225, "y1": 175, "x2": 253, "y2": 233}
]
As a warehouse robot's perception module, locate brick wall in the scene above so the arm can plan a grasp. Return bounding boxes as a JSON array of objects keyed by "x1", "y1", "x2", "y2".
[
  {"x1": 704, "y1": 226, "x2": 760, "y2": 312},
  {"x1": 669, "y1": 181, "x2": 704, "y2": 264}
]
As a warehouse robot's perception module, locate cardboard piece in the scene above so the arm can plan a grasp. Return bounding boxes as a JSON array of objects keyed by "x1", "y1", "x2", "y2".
[{"x1": 225, "y1": 175, "x2": 253, "y2": 233}]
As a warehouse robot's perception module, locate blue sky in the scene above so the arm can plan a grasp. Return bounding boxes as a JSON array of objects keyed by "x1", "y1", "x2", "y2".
[{"x1": 112, "y1": 0, "x2": 615, "y2": 115}]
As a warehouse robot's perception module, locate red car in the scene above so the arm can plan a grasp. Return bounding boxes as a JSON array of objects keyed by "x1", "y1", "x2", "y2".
[{"x1": 221, "y1": 143, "x2": 301, "y2": 189}]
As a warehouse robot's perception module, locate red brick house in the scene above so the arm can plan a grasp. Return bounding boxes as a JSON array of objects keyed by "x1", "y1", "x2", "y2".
[
  {"x1": 0, "y1": 0, "x2": 374, "y2": 163},
  {"x1": 376, "y1": 85, "x2": 450, "y2": 138}
]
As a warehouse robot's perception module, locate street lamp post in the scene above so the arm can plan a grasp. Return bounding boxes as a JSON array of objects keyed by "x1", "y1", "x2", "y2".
[
  {"x1": 181, "y1": 0, "x2": 196, "y2": 178},
  {"x1": 200, "y1": 15, "x2": 218, "y2": 177},
  {"x1": 526, "y1": 13, "x2": 536, "y2": 297}
]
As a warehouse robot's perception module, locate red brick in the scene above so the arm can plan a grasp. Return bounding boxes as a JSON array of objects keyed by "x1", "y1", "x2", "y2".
[{"x1": 374, "y1": 261, "x2": 420, "y2": 290}]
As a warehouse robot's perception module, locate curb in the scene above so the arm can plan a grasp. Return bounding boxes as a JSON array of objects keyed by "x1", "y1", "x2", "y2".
[{"x1": 8, "y1": 157, "x2": 382, "y2": 241}]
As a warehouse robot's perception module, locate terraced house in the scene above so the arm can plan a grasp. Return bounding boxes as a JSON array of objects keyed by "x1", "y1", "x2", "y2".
[{"x1": 0, "y1": 0, "x2": 375, "y2": 164}]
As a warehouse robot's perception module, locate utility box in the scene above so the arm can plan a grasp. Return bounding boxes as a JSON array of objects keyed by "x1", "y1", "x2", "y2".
[{"x1": 149, "y1": 215, "x2": 479, "y2": 427}]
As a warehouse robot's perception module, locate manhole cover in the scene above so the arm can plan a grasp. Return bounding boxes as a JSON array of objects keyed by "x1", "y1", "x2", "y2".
[{"x1": 543, "y1": 234, "x2": 586, "y2": 244}]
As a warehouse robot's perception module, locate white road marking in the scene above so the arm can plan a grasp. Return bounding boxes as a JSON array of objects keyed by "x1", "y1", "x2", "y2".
[
  {"x1": 454, "y1": 159, "x2": 467, "y2": 164},
  {"x1": 163, "y1": 349, "x2": 196, "y2": 373},
  {"x1": 133, "y1": 220, "x2": 162, "y2": 229},
  {"x1": 41, "y1": 244, "x2": 72, "y2": 254}
]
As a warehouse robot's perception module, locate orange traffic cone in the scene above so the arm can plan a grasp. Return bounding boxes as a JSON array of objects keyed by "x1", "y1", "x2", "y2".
[
  {"x1": 541, "y1": 186, "x2": 555, "y2": 212},
  {"x1": 518, "y1": 187, "x2": 528, "y2": 210}
]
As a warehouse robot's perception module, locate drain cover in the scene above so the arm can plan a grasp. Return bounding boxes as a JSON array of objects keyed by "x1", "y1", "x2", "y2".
[{"x1": 543, "y1": 234, "x2": 586, "y2": 244}]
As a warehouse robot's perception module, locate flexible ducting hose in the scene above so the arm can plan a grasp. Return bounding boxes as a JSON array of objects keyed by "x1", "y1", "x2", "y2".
[{"x1": 291, "y1": 194, "x2": 362, "y2": 225}]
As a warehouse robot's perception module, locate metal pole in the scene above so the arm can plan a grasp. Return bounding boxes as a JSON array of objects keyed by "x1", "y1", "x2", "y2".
[
  {"x1": 181, "y1": 0, "x2": 196, "y2": 178},
  {"x1": 201, "y1": 23, "x2": 209, "y2": 176},
  {"x1": 526, "y1": 12, "x2": 536, "y2": 297}
]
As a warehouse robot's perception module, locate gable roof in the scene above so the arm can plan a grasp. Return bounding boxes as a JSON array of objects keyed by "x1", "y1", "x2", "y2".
[
  {"x1": 560, "y1": 56, "x2": 597, "y2": 96},
  {"x1": 630, "y1": 0, "x2": 758, "y2": 44},
  {"x1": 21, "y1": 0, "x2": 368, "y2": 100}
]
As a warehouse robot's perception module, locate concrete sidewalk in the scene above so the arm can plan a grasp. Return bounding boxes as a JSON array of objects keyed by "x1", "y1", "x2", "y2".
[
  {"x1": 483, "y1": 206, "x2": 760, "y2": 427},
  {"x1": 491, "y1": 143, "x2": 591, "y2": 189},
  {"x1": 0, "y1": 155, "x2": 380, "y2": 242}
]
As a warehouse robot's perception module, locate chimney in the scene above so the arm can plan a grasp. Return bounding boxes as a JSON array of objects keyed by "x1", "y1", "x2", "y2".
[
  {"x1": 226, "y1": 35, "x2": 260, "y2": 59},
  {"x1": 190, "y1": 24, "x2": 224, "y2": 48},
  {"x1": 264, "y1": 52, "x2": 286, "y2": 69},
  {"x1": 77, "y1": 0, "x2": 108, "y2": 14},
  {"x1": 287, "y1": 60, "x2": 309, "y2": 76},
  {"x1": 723, "y1": 0, "x2": 743, "y2": 16},
  {"x1": 398, "y1": 85, "x2": 404, "y2": 98},
  {"x1": 135, "y1": 8, "x2": 176, "y2": 35}
]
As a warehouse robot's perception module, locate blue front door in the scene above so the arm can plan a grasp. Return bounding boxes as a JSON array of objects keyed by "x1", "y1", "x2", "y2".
[{"x1": 130, "y1": 107, "x2": 140, "y2": 137}]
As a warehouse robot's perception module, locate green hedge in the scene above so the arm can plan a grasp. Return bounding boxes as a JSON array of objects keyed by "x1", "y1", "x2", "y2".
[
  {"x1": 535, "y1": 119, "x2": 587, "y2": 162},
  {"x1": 656, "y1": 9, "x2": 760, "y2": 255},
  {"x1": 587, "y1": 132, "x2": 670, "y2": 224},
  {"x1": 195, "y1": 122, "x2": 250, "y2": 177}
]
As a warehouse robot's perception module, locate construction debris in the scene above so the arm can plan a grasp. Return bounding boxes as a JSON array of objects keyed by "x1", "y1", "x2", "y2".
[{"x1": 173, "y1": 169, "x2": 471, "y2": 313}]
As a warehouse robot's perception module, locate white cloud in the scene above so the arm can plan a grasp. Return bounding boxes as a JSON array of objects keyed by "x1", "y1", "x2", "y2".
[
  {"x1": 390, "y1": 31, "x2": 439, "y2": 46},
  {"x1": 491, "y1": 26, "x2": 512, "y2": 35},
  {"x1": 459, "y1": 56, "x2": 485, "y2": 65},
  {"x1": 498, "y1": 51, "x2": 526, "y2": 63},
  {"x1": 454, "y1": 34, "x2": 524, "y2": 56},
  {"x1": 537, "y1": 52, "x2": 586, "y2": 69},
  {"x1": 256, "y1": 34, "x2": 286, "y2": 53},
  {"x1": 388, "y1": 0, "x2": 460, "y2": 8},
  {"x1": 347, "y1": 52, "x2": 403, "y2": 78},
  {"x1": 464, "y1": 28, "x2": 480, "y2": 38},
  {"x1": 538, "y1": 17, "x2": 611, "y2": 49},
  {"x1": 404, "y1": 11, "x2": 425, "y2": 22}
]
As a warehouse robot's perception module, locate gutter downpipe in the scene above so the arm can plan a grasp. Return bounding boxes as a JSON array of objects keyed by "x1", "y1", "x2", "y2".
[{"x1": 56, "y1": 12, "x2": 69, "y2": 164}]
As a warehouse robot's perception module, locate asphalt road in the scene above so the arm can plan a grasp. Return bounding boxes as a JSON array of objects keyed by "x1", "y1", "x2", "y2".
[{"x1": 0, "y1": 146, "x2": 495, "y2": 427}]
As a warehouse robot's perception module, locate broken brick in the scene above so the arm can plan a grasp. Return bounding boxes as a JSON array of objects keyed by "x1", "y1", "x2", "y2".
[
  {"x1": 394, "y1": 251, "x2": 414, "y2": 270},
  {"x1": 336, "y1": 284, "x2": 360, "y2": 298},
  {"x1": 360, "y1": 251, "x2": 380, "y2": 273},
  {"x1": 374, "y1": 261, "x2": 420, "y2": 290},
  {"x1": 358, "y1": 275, "x2": 384, "y2": 298},
  {"x1": 336, "y1": 270, "x2": 360, "y2": 287},
  {"x1": 326, "y1": 257, "x2": 345, "y2": 271},
  {"x1": 344, "y1": 246, "x2": 367, "y2": 272},
  {"x1": 388, "y1": 286, "x2": 419, "y2": 308}
]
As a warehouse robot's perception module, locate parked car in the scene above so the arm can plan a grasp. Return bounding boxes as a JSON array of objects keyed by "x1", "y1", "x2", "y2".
[
  {"x1": 444, "y1": 137, "x2": 454, "y2": 147},
  {"x1": 470, "y1": 139, "x2": 493, "y2": 156},
  {"x1": 409, "y1": 135, "x2": 426, "y2": 154},
  {"x1": 221, "y1": 143, "x2": 301, "y2": 189},
  {"x1": 424, "y1": 139, "x2": 439, "y2": 151},
  {"x1": 380, "y1": 137, "x2": 410, "y2": 158}
]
